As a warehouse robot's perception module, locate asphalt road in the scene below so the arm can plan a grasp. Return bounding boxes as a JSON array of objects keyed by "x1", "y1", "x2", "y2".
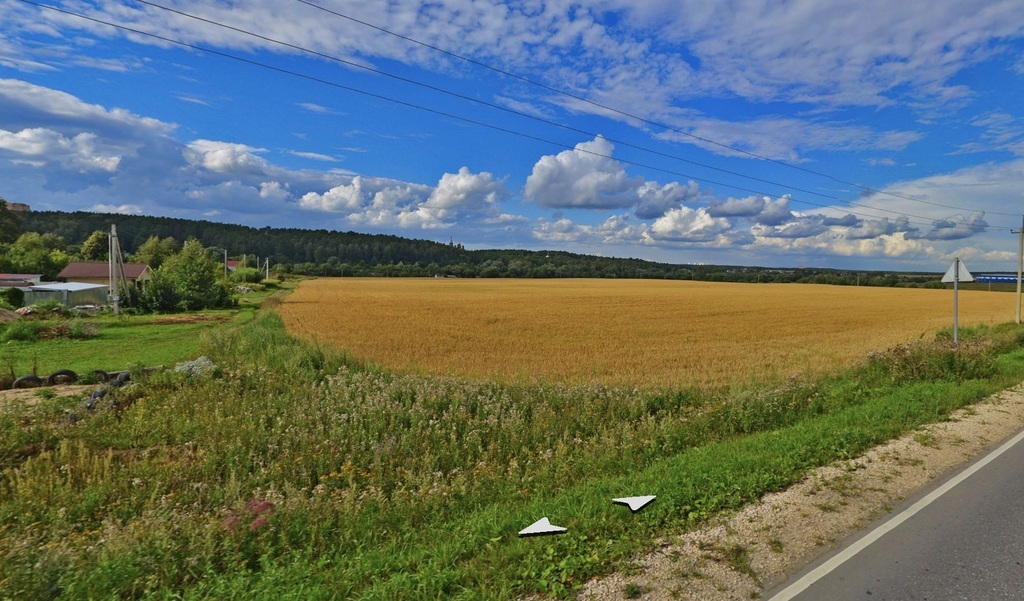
[{"x1": 766, "y1": 428, "x2": 1024, "y2": 600}]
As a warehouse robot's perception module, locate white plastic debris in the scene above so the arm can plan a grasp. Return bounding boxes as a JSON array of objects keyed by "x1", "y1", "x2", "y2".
[
  {"x1": 519, "y1": 517, "x2": 567, "y2": 537},
  {"x1": 612, "y1": 495, "x2": 656, "y2": 513}
]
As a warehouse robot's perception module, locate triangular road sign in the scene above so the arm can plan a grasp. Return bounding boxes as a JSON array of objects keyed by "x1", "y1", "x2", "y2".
[
  {"x1": 518, "y1": 517, "x2": 567, "y2": 537},
  {"x1": 941, "y1": 259, "x2": 974, "y2": 283},
  {"x1": 612, "y1": 495, "x2": 656, "y2": 513}
]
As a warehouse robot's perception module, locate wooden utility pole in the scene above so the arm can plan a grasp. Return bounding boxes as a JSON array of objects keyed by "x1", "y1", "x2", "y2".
[
  {"x1": 108, "y1": 224, "x2": 121, "y2": 314},
  {"x1": 1015, "y1": 216, "x2": 1023, "y2": 325}
]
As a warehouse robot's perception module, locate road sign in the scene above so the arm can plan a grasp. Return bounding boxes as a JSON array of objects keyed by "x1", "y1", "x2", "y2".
[{"x1": 941, "y1": 260, "x2": 974, "y2": 283}]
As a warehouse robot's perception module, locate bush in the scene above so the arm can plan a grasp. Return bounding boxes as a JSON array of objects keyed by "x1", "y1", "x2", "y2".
[
  {"x1": 1, "y1": 319, "x2": 45, "y2": 342},
  {"x1": 863, "y1": 337, "x2": 997, "y2": 383},
  {"x1": 138, "y1": 239, "x2": 234, "y2": 313},
  {"x1": 230, "y1": 267, "x2": 264, "y2": 284},
  {"x1": 31, "y1": 299, "x2": 69, "y2": 317},
  {"x1": 0, "y1": 287, "x2": 24, "y2": 308}
]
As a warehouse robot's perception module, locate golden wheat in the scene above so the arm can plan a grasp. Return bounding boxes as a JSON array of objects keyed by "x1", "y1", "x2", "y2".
[{"x1": 277, "y1": 278, "x2": 1015, "y2": 387}]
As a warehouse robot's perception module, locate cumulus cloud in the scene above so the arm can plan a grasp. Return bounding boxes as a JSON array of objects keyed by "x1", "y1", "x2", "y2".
[
  {"x1": 185, "y1": 140, "x2": 271, "y2": 176},
  {"x1": 755, "y1": 195, "x2": 794, "y2": 225},
  {"x1": 755, "y1": 217, "x2": 830, "y2": 239},
  {"x1": 634, "y1": 180, "x2": 701, "y2": 219},
  {"x1": 706, "y1": 195, "x2": 766, "y2": 218},
  {"x1": 648, "y1": 206, "x2": 731, "y2": 242},
  {"x1": 299, "y1": 167, "x2": 508, "y2": 230},
  {"x1": 0, "y1": 127, "x2": 120, "y2": 172},
  {"x1": 299, "y1": 176, "x2": 427, "y2": 213},
  {"x1": 533, "y1": 214, "x2": 648, "y2": 246},
  {"x1": 845, "y1": 215, "x2": 916, "y2": 239},
  {"x1": 525, "y1": 136, "x2": 640, "y2": 209},
  {"x1": 259, "y1": 181, "x2": 291, "y2": 202},
  {"x1": 918, "y1": 212, "x2": 989, "y2": 240}
]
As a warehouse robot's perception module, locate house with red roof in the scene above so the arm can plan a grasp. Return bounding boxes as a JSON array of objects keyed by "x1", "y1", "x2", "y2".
[{"x1": 58, "y1": 262, "x2": 152, "y2": 286}]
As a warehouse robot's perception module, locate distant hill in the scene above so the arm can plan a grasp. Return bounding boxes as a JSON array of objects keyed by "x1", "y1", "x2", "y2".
[{"x1": 19, "y1": 211, "x2": 944, "y2": 286}]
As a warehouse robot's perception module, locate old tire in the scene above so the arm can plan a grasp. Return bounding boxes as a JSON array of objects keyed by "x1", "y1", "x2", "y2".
[
  {"x1": 46, "y1": 369, "x2": 78, "y2": 385},
  {"x1": 12, "y1": 375, "x2": 43, "y2": 389},
  {"x1": 90, "y1": 370, "x2": 109, "y2": 383}
]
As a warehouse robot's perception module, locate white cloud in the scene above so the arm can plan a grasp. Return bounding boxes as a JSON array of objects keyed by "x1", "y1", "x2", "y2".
[
  {"x1": 845, "y1": 216, "x2": 916, "y2": 240},
  {"x1": 0, "y1": 79, "x2": 171, "y2": 135},
  {"x1": 185, "y1": 140, "x2": 270, "y2": 175},
  {"x1": 634, "y1": 180, "x2": 701, "y2": 219},
  {"x1": 707, "y1": 195, "x2": 765, "y2": 218},
  {"x1": 533, "y1": 214, "x2": 649, "y2": 246},
  {"x1": 755, "y1": 195, "x2": 794, "y2": 226},
  {"x1": 423, "y1": 167, "x2": 504, "y2": 213},
  {"x1": 648, "y1": 206, "x2": 731, "y2": 242},
  {"x1": 919, "y1": 212, "x2": 989, "y2": 241},
  {"x1": 0, "y1": 127, "x2": 121, "y2": 172},
  {"x1": 755, "y1": 217, "x2": 830, "y2": 240},
  {"x1": 525, "y1": 136, "x2": 640, "y2": 209},
  {"x1": 89, "y1": 203, "x2": 143, "y2": 214},
  {"x1": 289, "y1": 150, "x2": 340, "y2": 162},
  {"x1": 300, "y1": 167, "x2": 508, "y2": 229},
  {"x1": 259, "y1": 181, "x2": 291, "y2": 202}
]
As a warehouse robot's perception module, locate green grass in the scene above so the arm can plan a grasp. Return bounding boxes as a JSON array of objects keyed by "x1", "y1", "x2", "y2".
[
  {"x1": 0, "y1": 303, "x2": 269, "y2": 379},
  {"x1": 2, "y1": 313, "x2": 1024, "y2": 599}
]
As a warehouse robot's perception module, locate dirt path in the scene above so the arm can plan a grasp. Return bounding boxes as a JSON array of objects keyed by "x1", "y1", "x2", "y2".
[
  {"x1": 576, "y1": 383, "x2": 1024, "y2": 600},
  {"x1": 0, "y1": 384, "x2": 93, "y2": 412}
]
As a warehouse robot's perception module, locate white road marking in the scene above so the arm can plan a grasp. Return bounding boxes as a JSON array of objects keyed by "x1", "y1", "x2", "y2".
[{"x1": 768, "y1": 427, "x2": 1024, "y2": 600}]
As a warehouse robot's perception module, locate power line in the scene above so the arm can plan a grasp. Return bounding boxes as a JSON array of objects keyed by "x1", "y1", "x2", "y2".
[
  {"x1": 118, "y1": 0, "x2": 1006, "y2": 231},
  {"x1": 293, "y1": 0, "x2": 1022, "y2": 220},
  {"x1": 129, "y1": 0, "x2": 837, "y2": 203},
  {"x1": 18, "y1": 0, "x2": 1005, "y2": 234}
]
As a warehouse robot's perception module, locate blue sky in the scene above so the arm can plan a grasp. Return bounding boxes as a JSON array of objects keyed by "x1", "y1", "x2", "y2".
[{"x1": 2, "y1": 0, "x2": 1024, "y2": 270}]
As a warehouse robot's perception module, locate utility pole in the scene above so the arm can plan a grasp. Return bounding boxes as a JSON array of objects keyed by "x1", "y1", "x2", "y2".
[
  {"x1": 1015, "y1": 215, "x2": 1023, "y2": 325},
  {"x1": 108, "y1": 224, "x2": 122, "y2": 315}
]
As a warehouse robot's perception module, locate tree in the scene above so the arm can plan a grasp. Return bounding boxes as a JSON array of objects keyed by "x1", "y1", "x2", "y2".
[
  {"x1": 2, "y1": 232, "x2": 71, "y2": 278},
  {"x1": 132, "y1": 235, "x2": 178, "y2": 270},
  {"x1": 0, "y1": 198, "x2": 22, "y2": 244},
  {"x1": 79, "y1": 229, "x2": 109, "y2": 261},
  {"x1": 144, "y1": 238, "x2": 232, "y2": 312}
]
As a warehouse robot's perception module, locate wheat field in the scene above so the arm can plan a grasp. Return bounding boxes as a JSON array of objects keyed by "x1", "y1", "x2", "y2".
[{"x1": 277, "y1": 277, "x2": 1016, "y2": 387}]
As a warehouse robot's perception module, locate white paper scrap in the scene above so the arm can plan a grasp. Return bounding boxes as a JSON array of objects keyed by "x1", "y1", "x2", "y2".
[
  {"x1": 518, "y1": 517, "x2": 567, "y2": 537},
  {"x1": 612, "y1": 495, "x2": 656, "y2": 513}
]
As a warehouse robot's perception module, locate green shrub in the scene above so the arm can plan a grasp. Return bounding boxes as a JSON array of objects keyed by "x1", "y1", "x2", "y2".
[
  {"x1": 31, "y1": 299, "x2": 68, "y2": 317},
  {"x1": 0, "y1": 287, "x2": 24, "y2": 308},
  {"x1": 67, "y1": 320, "x2": 99, "y2": 340},
  {"x1": 1, "y1": 319, "x2": 45, "y2": 342},
  {"x1": 862, "y1": 337, "x2": 997, "y2": 383}
]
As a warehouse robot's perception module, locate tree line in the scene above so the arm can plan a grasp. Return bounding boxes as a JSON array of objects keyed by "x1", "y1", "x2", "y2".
[{"x1": 3, "y1": 204, "x2": 945, "y2": 288}]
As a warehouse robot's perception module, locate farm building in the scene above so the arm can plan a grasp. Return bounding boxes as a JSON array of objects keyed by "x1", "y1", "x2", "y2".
[
  {"x1": 58, "y1": 262, "x2": 152, "y2": 286},
  {"x1": 24, "y1": 282, "x2": 109, "y2": 307}
]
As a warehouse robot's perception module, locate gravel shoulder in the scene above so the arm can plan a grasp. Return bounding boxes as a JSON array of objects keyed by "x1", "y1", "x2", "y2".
[{"x1": 576, "y1": 382, "x2": 1024, "y2": 600}]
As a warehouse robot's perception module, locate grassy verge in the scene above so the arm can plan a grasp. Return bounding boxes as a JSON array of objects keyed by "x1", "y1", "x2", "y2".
[
  {"x1": 2, "y1": 313, "x2": 1024, "y2": 599},
  {"x1": 0, "y1": 282, "x2": 287, "y2": 380}
]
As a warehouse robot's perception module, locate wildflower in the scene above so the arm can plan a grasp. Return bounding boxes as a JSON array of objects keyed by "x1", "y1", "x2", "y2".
[{"x1": 248, "y1": 516, "x2": 269, "y2": 532}]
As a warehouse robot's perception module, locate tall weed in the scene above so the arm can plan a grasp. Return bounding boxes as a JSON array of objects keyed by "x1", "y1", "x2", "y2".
[{"x1": 1, "y1": 313, "x2": 1022, "y2": 599}]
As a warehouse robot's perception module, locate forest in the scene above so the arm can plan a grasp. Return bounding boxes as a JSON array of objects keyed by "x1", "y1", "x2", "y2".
[{"x1": 5, "y1": 206, "x2": 945, "y2": 287}]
